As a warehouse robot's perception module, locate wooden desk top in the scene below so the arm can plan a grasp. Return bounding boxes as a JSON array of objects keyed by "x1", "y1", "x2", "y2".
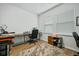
[
  {"x1": 48, "y1": 36, "x2": 63, "y2": 39},
  {"x1": 1, "y1": 33, "x2": 28, "y2": 37}
]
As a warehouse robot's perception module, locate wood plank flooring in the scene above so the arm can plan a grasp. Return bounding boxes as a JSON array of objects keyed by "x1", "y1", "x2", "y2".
[{"x1": 10, "y1": 40, "x2": 77, "y2": 56}]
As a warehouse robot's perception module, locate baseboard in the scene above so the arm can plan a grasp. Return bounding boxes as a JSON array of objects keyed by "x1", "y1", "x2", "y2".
[
  {"x1": 65, "y1": 45, "x2": 79, "y2": 52},
  {"x1": 42, "y1": 39, "x2": 48, "y2": 42},
  {"x1": 12, "y1": 42, "x2": 25, "y2": 47},
  {"x1": 42, "y1": 39, "x2": 79, "y2": 52}
]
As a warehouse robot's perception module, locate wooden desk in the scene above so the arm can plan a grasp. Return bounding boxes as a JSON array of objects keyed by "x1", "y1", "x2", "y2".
[
  {"x1": 1, "y1": 33, "x2": 26, "y2": 37},
  {"x1": 48, "y1": 36, "x2": 63, "y2": 47},
  {"x1": 1, "y1": 33, "x2": 29, "y2": 43},
  {"x1": 48, "y1": 36, "x2": 53, "y2": 45},
  {"x1": 0, "y1": 35, "x2": 14, "y2": 56},
  {"x1": 0, "y1": 33, "x2": 26, "y2": 56}
]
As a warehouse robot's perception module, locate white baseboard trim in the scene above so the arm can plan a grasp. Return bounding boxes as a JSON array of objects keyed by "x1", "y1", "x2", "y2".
[
  {"x1": 42, "y1": 39, "x2": 48, "y2": 41},
  {"x1": 42, "y1": 39, "x2": 79, "y2": 52},
  {"x1": 65, "y1": 45, "x2": 79, "y2": 52}
]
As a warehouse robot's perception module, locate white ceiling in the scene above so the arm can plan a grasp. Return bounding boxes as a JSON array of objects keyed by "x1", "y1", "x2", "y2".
[{"x1": 9, "y1": 3, "x2": 59, "y2": 15}]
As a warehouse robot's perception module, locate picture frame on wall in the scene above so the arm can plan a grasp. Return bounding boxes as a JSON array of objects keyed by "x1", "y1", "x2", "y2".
[{"x1": 76, "y1": 16, "x2": 79, "y2": 26}]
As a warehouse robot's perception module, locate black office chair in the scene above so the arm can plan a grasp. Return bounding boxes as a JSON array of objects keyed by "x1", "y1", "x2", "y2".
[
  {"x1": 72, "y1": 32, "x2": 79, "y2": 55},
  {"x1": 72, "y1": 32, "x2": 79, "y2": 48},
  {"x1": 28, "y1": 29, "x2": 38, "y2": 44}
]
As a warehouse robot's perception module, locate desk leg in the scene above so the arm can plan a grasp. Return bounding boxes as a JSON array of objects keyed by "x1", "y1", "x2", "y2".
[
  {"x1": 7, "y1": 45, "x2": 9, "y2": 56},
  {"x1": 24, "y1": 35, "x2": 26, "y2": 43}
]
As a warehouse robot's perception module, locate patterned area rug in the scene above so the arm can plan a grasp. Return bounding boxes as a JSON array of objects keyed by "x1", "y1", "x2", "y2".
[{"x1": 11, "y1": 41, "x2": 66, "y2": 56}]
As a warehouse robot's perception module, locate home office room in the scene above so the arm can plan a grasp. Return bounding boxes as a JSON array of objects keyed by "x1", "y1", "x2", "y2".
[{"x1": 0, "y1": 3, "x2": 79, "y2": 56}]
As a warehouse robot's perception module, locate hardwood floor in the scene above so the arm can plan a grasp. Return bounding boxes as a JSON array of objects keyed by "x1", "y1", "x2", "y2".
[
  {"x1": 10, "y1": 40, "x2": 77, "y2": 56},
  {"x1": 62, "y1": 48, "x2": 77, "y2": 56}
]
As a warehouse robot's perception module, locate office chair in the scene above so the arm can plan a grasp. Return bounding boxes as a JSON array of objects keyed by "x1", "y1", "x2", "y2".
[
  {"x1": 72, "y1": 32, "x2": 79, "y2": 55},
  {"x1": 28, "y1": 29, "x2": 38, "y2": 44},
  {"x1": 72, "y1": 32, "x2": 79, "y2": 48}
]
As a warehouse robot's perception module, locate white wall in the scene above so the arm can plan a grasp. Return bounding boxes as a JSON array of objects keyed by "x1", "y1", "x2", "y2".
[
  {"x1": 0, "y1": 4, "x2": 2, "y2": 25},
  {"x1": 0, "y1": 4, "x2": 38, "y2": 33},
  {"x1": 38, "y1": 3, "x2": 79, "y2": 52},
  {"x1": 75, "y1": 4, "x2": 79, "y2": 35}
]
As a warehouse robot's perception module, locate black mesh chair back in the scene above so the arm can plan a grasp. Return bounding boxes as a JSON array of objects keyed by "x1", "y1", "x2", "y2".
[
  {"x1": 31, "y1": 29, "x2": 38, "y2": 39},
  {"x1": 72, "y1": 32, "x2": 79, "y2": 48}
]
